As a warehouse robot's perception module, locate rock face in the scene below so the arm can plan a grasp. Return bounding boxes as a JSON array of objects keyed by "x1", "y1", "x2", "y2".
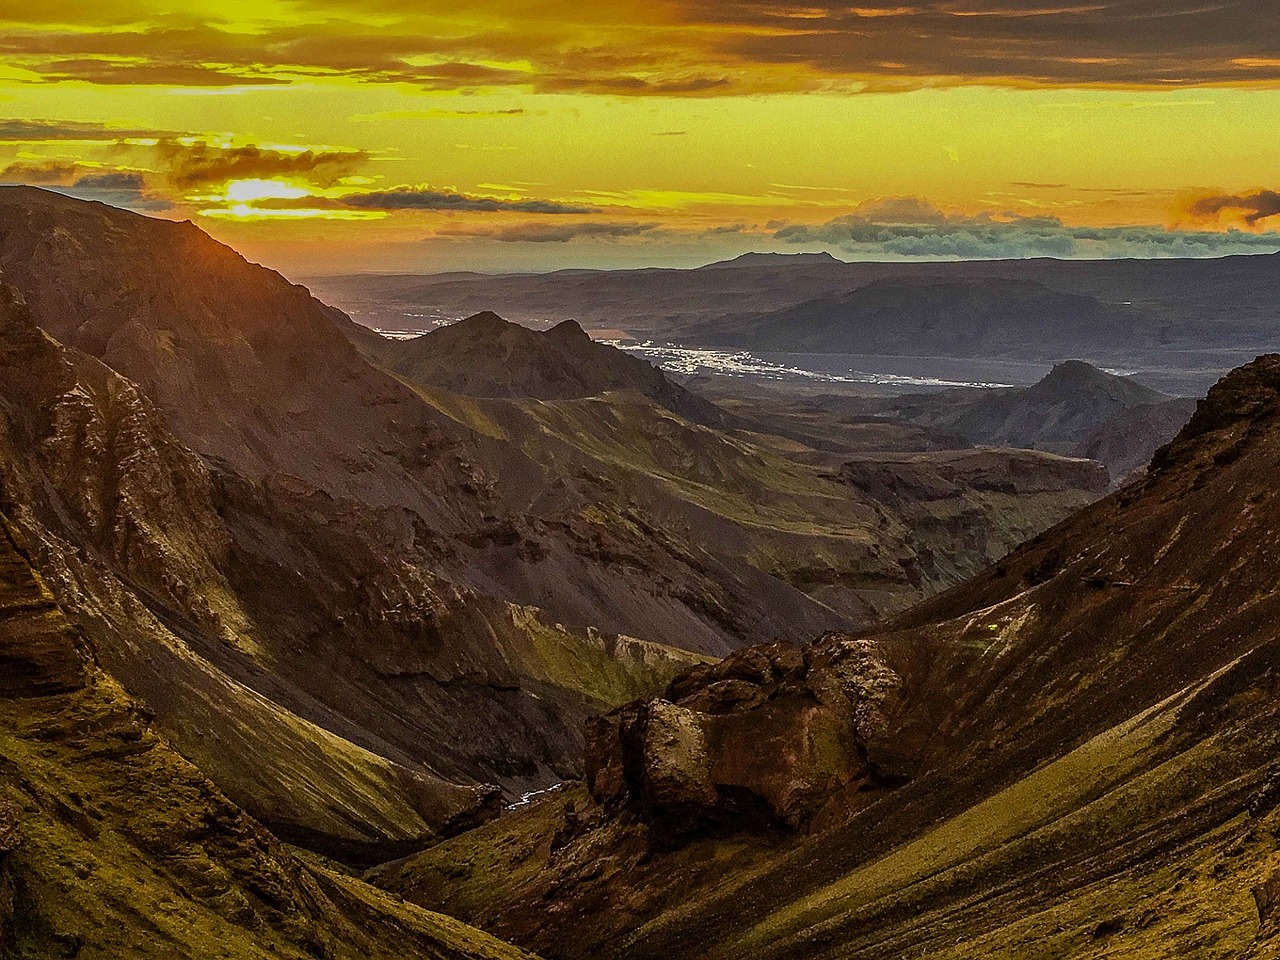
[
  {"x1": 0, "y1": 511, "x2": 536, "y2": 960},
  {"x1": 1071, "y1": 396, "x2": 1198, "y2": 486},
  {"x1": 0, "y1": 519, "x2": 84, "y2": 698},
  {"x1": 585, "y1": 637, "x2": 919, "y2": 835}
]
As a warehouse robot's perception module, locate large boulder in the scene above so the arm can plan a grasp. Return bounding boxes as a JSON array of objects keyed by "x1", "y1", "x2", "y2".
[{"x1": 584, "y1": 635, "x2": 918, "y2": 835}]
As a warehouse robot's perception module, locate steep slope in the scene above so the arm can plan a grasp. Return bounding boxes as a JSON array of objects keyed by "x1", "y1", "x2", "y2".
[
  {"x1": 0, "y1": 285, "x2": 508, "y2": 860},
  {"x1": 364, "y1": 312, "x2": 727, "y2": 427},
  {"x1": 0, "y1": 511, "x2": 539, "y2": 960},
  {"x1": 381, "y1": 355, "x2": 1280, "y2": 960},
  {"x1": 1073, "y1": 396, "x2": 1199, "y2": 486}
]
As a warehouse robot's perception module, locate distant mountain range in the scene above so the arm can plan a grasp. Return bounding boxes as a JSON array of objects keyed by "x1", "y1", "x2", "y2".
[{"x1": 310, "y1": 249, "x2": 1280, "y2": 393}]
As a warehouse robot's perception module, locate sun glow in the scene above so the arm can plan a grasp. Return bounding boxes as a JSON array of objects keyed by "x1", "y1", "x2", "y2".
[{"x1": 222, "y1": 179, "x2": 309, "y2": 203}]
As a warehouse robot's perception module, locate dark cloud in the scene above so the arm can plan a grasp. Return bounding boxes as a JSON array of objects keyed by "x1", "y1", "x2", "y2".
[
  {"x1": 1184, "y1": 189, "x2": 1280, "y2": 227},
  {"x1": 0, "y1": 119, "x2": 173, "y2": 142},
  {"x1": 30, "y1": 59, "x2": 288, "y2": 86},
  {"x1": 0, "y1": 160, "x2": 81, "y2": 183},
  {"x1": 2, "y1": 4, "x2": 1275, "y2": 96},
  {"x1": 774, "y1": 196, "x2": 1280, "y2": 259},
  {"x1": 691, "y1": 0, "x2": 1280, "y2": 88},
  {"x1": 156, "y1": 141, "x2": 368, "y2": 188},
  {"x1": 342, "y1": 186, "x2": 599, "y2": 214},
  {"x1": 439, "y1": 221, "x2": 661, "y2": 243},
  {"x1": 49, "y1": 172, "x2": 174, "y2": 212}
]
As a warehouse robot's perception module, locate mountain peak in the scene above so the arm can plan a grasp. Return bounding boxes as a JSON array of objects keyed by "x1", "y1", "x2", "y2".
[
  {"x1": 1026, "y1": 358, "x2": 1164, "y2": 406},
  {"x1": 1151, "y1": 353, "x2": 1280, "y2": 473},
  {"x1": 546, "y1": 318, "x2": 589, "y2": 341},
  {"x1": 699, "y1": 251, "x2": 842, "y2": 270},
  {"x1": 456, "y1": 310, "x2": 510, "y2": 329}
]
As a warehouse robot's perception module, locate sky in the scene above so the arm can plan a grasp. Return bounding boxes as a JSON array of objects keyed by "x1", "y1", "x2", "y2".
[{"x1": 2, "y1": 0, "x2": 1280, "y2": 275}]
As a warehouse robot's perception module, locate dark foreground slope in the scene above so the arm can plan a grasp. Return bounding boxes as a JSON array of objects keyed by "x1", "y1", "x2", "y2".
[
  {"x1": 381, "y1": 355, "x2": 1280, "y2": 960},
  {"x1": 0, "y1": 515, "x2": 537, "y2": 960}
]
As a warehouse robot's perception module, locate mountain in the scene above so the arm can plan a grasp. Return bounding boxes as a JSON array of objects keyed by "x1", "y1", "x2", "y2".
[
  {"x1": 361, "y1": 311, "x2": 728, "y2": 427},
  {"x1": 0, "y1": 505, "x2": 537, "y2": 960},
  {"x1": 310, "y1": 254, "x2": 1280, "y2": 393},
  {"x1": 875, "y1": 360, "x2": 1175, "y2": 456},
  {"x1": 376, "y1": 355, "x2": 1280, "y2": 960},
  {"x1": 707, "y1": 361, "x2": 1193, "y2": 487},
  {"x1": 0, "y1": 187, "x2": 1107, "y2": 869},
  {"x1": 685, "y1": 279, "x2": 1150, "y2": 359},
  {"x1": 697, "y1": 252, "x2": 842, "y2": 270}
]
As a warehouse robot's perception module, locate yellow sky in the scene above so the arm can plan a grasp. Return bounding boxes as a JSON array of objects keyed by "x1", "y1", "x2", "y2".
[{"x1": 2, "y1": 0, "x2": 1279, "y2": 273}]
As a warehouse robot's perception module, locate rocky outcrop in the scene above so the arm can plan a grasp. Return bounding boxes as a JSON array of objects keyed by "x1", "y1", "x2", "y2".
[
  {"x1": 585, "y1": 636, "x2": 919, "y2": 835},
  {"x1": 0, "y1": 513, "x2": 84, "y2": 698}
]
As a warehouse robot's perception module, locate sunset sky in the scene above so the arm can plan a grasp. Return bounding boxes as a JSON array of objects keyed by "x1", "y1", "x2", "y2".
[{"x1": 3, "y1": 0, "x2": 1279, "y2": 274}]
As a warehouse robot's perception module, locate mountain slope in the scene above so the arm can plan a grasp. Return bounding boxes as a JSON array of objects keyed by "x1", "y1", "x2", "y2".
[
  {"x1": 380, "y1": 355, "x2": 1280, "y2": 960},
  {"x1": 1072, "y1": 395, "x2": 1199, "y2": 485},
  {"x1": 0, "y1": 510, "x2": 538, "y2": 960}
]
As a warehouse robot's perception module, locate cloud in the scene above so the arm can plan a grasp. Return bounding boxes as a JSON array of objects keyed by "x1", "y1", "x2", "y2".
[
  {"x1": 0, "y1": 160, "x2": 81, "y2": 183},
  {"x1": 773, "y1": 195, "x2": 1280, "y2": 259},
  {"x1": 341, "y1": 186, "x2": 599, "y2": 214},
  {"x1": 49, "y1": 172, "x2": 174, "y2": 211},
  {"x1": 156, "y1": 141, "x2": 369, "y2": 188},
  {"x1": 438, "y1": 221, "x2": 661, "y2": 243},
  {"x1": 4, "y1": 2, "x2": 1274, "y2": 95},
  {"x1": 28, "y1": 59, "x2": 288, "y2": 86},
  {"x1": 0, "y1": 119, "x2": 173, "y2": 142},
  {"x1": 1182, "y1": 189, "x2": 1280, "y2": 227},
  {"x1": 693, "y1": 0, "x2": 1280, "y2": 89}
]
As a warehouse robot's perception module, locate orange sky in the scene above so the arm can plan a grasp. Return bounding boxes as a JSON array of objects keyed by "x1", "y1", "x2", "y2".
[{"x1": 2, "y1": 0, "x2": 1279, "y2": 273}]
